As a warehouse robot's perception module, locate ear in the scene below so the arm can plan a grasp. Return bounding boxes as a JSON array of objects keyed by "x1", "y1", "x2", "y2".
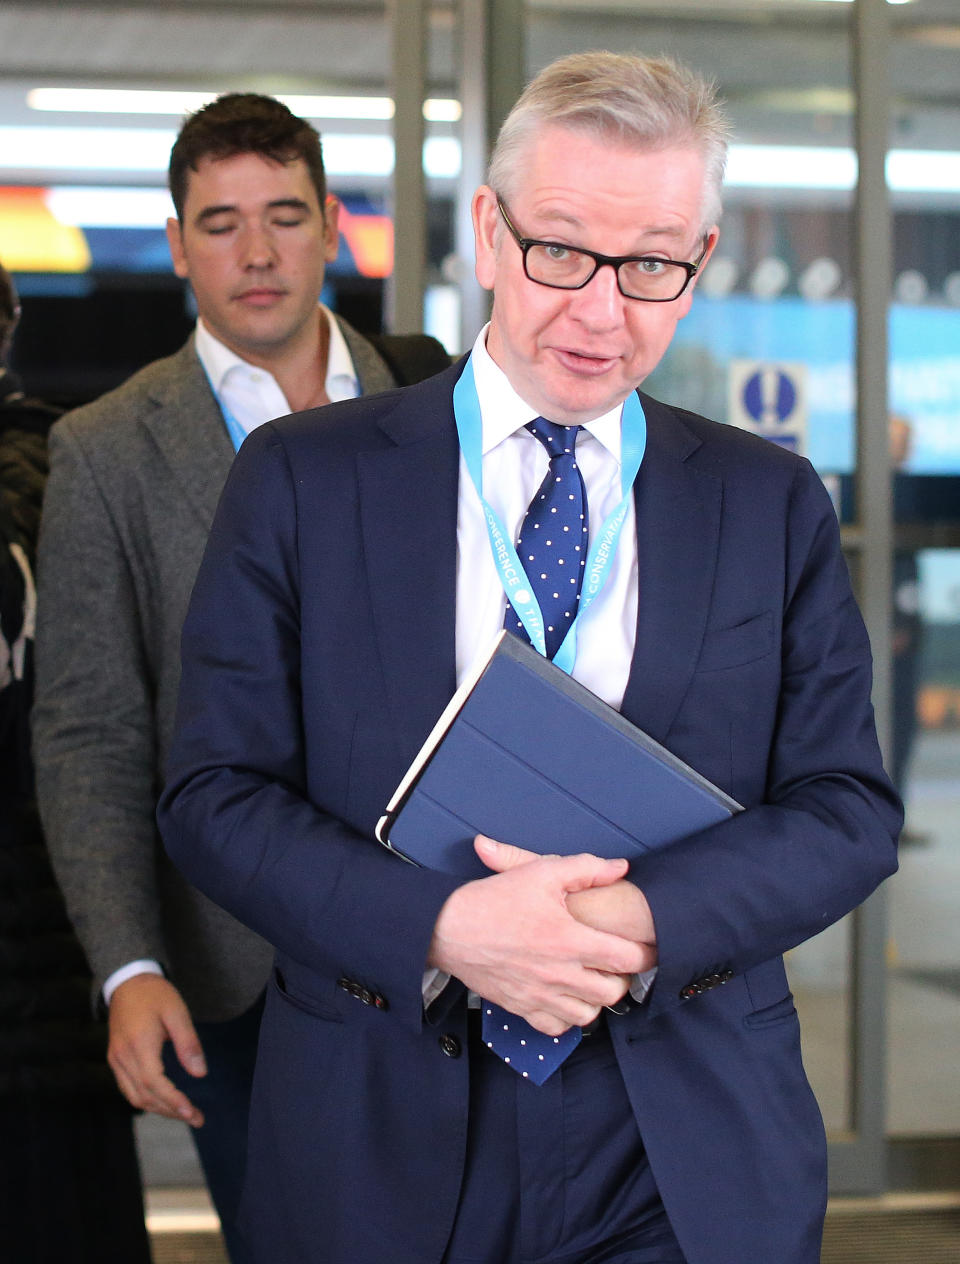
[
  {"x1": 696, "y1": 226, "x2": 721, "y2": 275},
  {"x1": 322, "y1": 194, "x2": 341, "y2": 262},
  {"x1": 472, "y1": 185, "x2": 499, "y2": 292},
  {"x1": 165, "y1": 218, "x2": 189, "y2": 280},
  {"x1": 676, "y1": 225, "x2": 720, "y2": 319}
]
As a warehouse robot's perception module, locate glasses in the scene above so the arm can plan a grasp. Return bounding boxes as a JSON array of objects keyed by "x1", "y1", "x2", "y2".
[{"x1": 496, "y1": 197, "x2": 706, "y2": 303}]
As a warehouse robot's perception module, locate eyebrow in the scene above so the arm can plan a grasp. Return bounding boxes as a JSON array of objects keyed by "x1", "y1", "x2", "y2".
[
  {"x1": 529, "y1": 208, "x2": 688, "y2": 248},
  {"x1": 194, "y1": 197, "x2": 313, "y2": 225}
]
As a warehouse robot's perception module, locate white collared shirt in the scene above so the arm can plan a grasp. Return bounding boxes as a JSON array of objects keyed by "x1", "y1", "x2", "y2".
[
  {"x1": 454, "y1": 325, "x2": 639, "y2": 708},
  {"x1": 426, "y1": 326, "x2": 653, "y2": 1011},
  {"x1": 193, "y1": 303, "x2": 359, "y2": 442}
]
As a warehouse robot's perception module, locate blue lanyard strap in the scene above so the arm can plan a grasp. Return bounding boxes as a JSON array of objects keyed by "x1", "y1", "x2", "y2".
[
  {"x1": 453, "y1": 355, "x2": 646, "y2": 675},
  {"x1": 200, "y1": 363, "x2": 247, "y2": 453}
]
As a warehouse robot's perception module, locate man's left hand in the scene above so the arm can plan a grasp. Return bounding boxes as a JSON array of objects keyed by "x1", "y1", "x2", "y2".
[{"x1": 476, "y1": 835, "x2": 658, "y2": 966}]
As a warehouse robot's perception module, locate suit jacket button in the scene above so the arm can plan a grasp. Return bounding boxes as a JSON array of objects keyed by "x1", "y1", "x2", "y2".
[
  {"x1": 439, "y1": 1033, "x2": 461, "y2": 1058},
  {"x1": 336, "y1": 977, "x2": 353, "y2": 993},
  {"x1": 373, "y1": 993, "x2": 389, "y2": 1011},
  {"x1": 359, "y1": 987, "x2": 375, "y2": 1006}
]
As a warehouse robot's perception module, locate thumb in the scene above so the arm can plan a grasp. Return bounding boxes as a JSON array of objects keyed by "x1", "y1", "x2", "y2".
[
  {"x1": 474, "y1": 834, "x2": 541, "y2": 873},
  {"x1": 552, "y1": 852, "x2": 630, "y2": 894},
  {"x1": 167, "y1": 1010, "x2": 208, "y2": 1079}
]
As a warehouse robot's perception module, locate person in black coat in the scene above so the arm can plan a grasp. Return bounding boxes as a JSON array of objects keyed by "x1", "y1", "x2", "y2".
[{"x1": 0, "y1": 263, "x2": 152, "y2": 1262}]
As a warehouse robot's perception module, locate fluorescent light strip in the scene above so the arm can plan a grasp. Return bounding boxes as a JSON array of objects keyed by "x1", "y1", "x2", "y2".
[
  {"x1": 0, "y1": 126, "x2": 178, "y2": 172},
  {"x1": 5, "y1": 132, "x2": 959, "y2": 194},
  {"x1": 888, "y1": 150, "x2": 960, "y2": 195},
  {"x1": 727, "y1": 145, "x2": 960, "y2": 194},
  {"x1": 0, "y1": 126, "x2": 461, "y2": 180},
  {"x1": 27, "y1": 87, "x2": 461, "y2": 123},
  {"x1": 46, "y1": 186, "x2": 175, "y2": 227},
  {"x1": 726, "y1": 144, "x2": 856, "y2": 190}
]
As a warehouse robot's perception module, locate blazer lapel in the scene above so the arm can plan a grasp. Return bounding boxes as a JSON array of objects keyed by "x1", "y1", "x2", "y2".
[
  {"x1": 338, "y1": 316, "x2": 397, "y2": 396},
  {"x1": 142, "y1": 322, "x2": 391, "y2": 536},
  {"x1": 140, "y1": 339, "x2": 234, "y2": 532},
  {"x1": 357, "y1": 368, "x2": 462, "y2": 746},
  {"x1": 620, "y1": 395, "x2": 722, "y2": 743}
]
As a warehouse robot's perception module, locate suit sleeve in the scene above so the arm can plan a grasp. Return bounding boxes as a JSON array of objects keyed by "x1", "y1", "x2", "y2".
[
  {"x1": 158, "y1": 424, "x2": 462, "y2": 1036},
  {"x1": 632, "y1": 459, "x2": 901, "y2": 1017},
  {"x1": 33, "y1": 419, "x2": 166, "y2": 991}
]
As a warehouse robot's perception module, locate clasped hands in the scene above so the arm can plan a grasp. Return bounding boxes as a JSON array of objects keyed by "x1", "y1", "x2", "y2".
[{"x1": 427, "y1": 834, "x2": 657, "y2": 1037}]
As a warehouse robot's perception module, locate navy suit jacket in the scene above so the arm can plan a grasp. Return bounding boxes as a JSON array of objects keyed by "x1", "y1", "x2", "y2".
[{"x1": 159, "y1": 360, "x2": 900, "y2": 1264}]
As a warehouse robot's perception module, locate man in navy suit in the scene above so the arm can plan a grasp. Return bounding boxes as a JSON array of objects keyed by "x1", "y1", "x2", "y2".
[{"x1": 159, "y1": 51, "x2": 900, "y2": 1264}]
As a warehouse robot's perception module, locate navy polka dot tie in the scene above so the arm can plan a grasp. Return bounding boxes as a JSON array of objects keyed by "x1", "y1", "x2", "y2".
[
  {"x1": 484, "y1": 418, "x2": 589, "y2": 1084},
  {"x1": 504, "y1": 419, "x2": 589, "y2": 659}
]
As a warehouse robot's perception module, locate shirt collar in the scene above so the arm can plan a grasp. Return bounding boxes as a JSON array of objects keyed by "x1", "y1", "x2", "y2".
[
  {"x1": 470, "y1": 324, "x2": 623, "y2": 463},
  {"x1": 324, "y1": 306, "x2": 357, "y2": 391},
  {"x1": 194, "y1": 304, "x2": 356, "y2": 397}
]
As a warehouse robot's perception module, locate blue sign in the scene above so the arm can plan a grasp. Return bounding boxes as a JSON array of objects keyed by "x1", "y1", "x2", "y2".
[{"x1": 742, "y1": 368, "x2": 798, "y2": 426}]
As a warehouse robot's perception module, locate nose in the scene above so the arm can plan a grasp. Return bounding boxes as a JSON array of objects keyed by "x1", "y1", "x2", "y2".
[
  {"x1": 239, "y1": 221, "x2": 278, "y2": 270},
  {"x1": 567, "y1": 262, "x2": 626, "y2": 330}
]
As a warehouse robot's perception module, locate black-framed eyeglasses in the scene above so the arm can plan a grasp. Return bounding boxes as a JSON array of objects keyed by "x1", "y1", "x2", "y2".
[{"x1": 496, "y1": 197, "x2": 707, "y2": 303}]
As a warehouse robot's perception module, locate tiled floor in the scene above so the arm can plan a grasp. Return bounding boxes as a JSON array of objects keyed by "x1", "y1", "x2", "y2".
[{"x1": 143, "y1": 1188, "x2": 960, "y2": 1264}]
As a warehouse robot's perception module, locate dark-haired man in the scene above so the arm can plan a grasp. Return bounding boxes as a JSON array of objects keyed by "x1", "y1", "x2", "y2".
[{"x1": 32, "y1": 93, "x2": 447, "y2": 1261}]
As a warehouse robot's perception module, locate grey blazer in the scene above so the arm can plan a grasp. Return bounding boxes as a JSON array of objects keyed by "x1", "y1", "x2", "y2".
[{"x1": 32, "y1": 320, "x2": 402, "y2": 1020}]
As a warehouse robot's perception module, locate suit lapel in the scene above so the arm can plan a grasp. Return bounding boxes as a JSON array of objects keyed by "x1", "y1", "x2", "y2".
[
  {"x1": 142, "y1": 324, "x2": 392, "y2": 537},
  {"x1": 140, "y1": 340, "x2": 234, "y2": 532},
  {"x1": 620, "y1": 395, "x2": 722, "y2": 743},
  {"x1": 338, "y1": 316, "x2": 397, "y2": 395},
  {"x1": 357, "y1": 367, "x2": 462, "y2": 746}
]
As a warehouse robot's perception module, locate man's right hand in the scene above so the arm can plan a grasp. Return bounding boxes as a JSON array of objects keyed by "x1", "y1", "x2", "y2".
[{"x1": 107, "y1": 973, "x2": 207, "y2": 1126}]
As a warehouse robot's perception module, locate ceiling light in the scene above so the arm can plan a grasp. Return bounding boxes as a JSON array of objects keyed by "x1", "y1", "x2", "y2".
[
  {"x1": 3, "y1": 130, "x2": 957, "y2": 195},
  {"x1": 46, "y1": 186, "x2": 175, "y2": 227},
  {"x1": 727, "y1": 145, "x2": 856, "y2": 190},
  {"x1": 727, "y1": 145, "x2": 960, "y2": 195},
  {"x1": 26, "y1": 87, "x2": 460, "y2": 124}
]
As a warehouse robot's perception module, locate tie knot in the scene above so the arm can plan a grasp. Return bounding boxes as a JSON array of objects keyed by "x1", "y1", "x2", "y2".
[{"x1": 526, "y1": 417, "x2": 580, "y2": 461}]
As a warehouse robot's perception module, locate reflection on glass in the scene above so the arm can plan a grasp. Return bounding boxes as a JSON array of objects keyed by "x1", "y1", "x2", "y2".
[{"x1": 888, "y1": 549, "x2": 960, "y2": 1135}]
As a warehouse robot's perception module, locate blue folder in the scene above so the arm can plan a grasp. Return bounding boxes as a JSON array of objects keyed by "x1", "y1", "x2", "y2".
[{"x1": 376, "y1": 631, "x2": 741, "y2": 879}]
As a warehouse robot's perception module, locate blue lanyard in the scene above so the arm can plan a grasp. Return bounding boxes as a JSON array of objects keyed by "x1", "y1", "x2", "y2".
[
  {"x1": 220, "y1": 401, "x2": 247, "y2": 453},
  {"x1": 200, "y1": 364, "x2": 248, "y2": 453},
  {"x1": 453, "y1": 356, "x2": 646, "y2": 675}
]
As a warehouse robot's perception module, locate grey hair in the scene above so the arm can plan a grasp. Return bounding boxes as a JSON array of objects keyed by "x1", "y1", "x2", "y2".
[{"x1": 487, "y1": 51, "x2": 730, "y2": 233}]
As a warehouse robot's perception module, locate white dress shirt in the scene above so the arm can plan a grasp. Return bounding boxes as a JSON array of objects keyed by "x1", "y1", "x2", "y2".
[
  {"x1": 194, "y1": 303, "x2": 359, "y2": 441},
  {"x1": 455, "y1": 325, "x2": 638, "y2": 705},
  {"x1": 425, "y1": 326, "x2": 654, "y2": 1010}
]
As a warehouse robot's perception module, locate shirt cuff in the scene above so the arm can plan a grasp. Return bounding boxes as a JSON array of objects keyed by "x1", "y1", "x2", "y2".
[
  {"x1": 103, "y1": 959, "x2": 165, "y2": 1006},
  {"x1": 423, "y1": 966, "x2": 658, "y2": 1015},
  {"x1": 629, "y1": 966, "x2": 658, "y2": 1004},
  {"x1": 422, "y1": 966, "x2": 451, "y2": 1010}
]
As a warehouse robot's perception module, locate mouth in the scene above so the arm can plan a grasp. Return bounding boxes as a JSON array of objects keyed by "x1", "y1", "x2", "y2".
[
  {"x1": 550, "y1": 346, "x2": 620, "y2": 376},
  {"x1": 234, "y1": 287, "x2": 287, "y2": 307}
]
